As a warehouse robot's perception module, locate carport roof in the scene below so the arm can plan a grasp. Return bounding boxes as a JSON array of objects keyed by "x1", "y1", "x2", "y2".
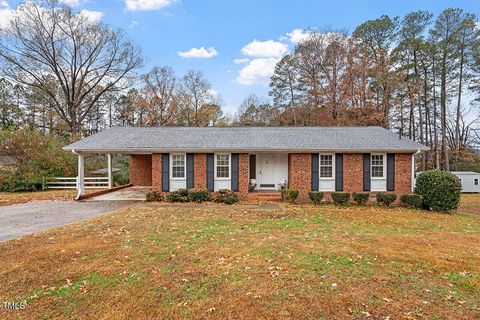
[{"x1": 63, "y1": 126, "x2": 428, "y2": 153}]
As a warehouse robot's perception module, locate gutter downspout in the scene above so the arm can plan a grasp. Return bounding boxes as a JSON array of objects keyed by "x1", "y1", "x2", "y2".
[{"x1": 412, "y1": 149, "x2": 421, "y2": 192}]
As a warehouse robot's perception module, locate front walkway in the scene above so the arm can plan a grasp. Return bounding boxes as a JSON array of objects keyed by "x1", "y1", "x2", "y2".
[{"x1": 0, "y1": 201, "x2": 130, "y2": 242}]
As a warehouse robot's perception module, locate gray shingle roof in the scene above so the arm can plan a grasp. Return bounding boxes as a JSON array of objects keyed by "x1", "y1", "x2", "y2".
[{"x1": 64, "y1": 126, "x2": 428, "y2": 153}]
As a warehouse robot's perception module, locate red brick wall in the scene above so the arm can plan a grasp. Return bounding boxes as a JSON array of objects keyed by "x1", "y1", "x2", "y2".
[
  {"x1": 288, "y1": 153, "x2": 311, "y2": 202},
  {"x1": 343, "y1": 153, "x2": 364, "y2": 193},
  {"x1": 394, "y1": 153, "x2": 413, "y2": 195},
  {"x1": 152, "y1": 154, "x2": 162, "y2": 192},
  {"x1": 130, "y1": 154, "x2": 152, "y2": 186},
  {"x1": 238, "y1": 153, "x2": 250, "y2": 197},
  {"x1": 194, "y1": 153, "x2": 207, "y2": 189}
]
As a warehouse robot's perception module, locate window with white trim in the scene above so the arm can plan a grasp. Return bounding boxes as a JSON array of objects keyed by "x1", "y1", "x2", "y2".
[
  {"x1": 216, "y1": 154, "x2": 230, "y2": 179},
  {"x1": 320, "y1": 154, "x2": 333, "y2": 178},
  {"x1": 475, "y1": 179, "x2": 478, "y2": 186},
  {"x1": 171, "y1": 154, "x2": 185, "y2": 179},
  {"x1": 371, "y1": 154, "x2": 384, "y2": 178}
]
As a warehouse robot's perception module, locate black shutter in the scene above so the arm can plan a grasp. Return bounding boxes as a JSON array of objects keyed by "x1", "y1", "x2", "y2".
[
  {"x1": 363, "y1": 153, "x2": 371, "y2": 192},
  {"x1": 249, "y1": 155, "x2": 256, "y2": 179},
  {"x1": 162, "y1": 153, "x2": 169, "y2": 192},
  {"x1": 311, "y1": 153, "x2": 319, "y2": 191},
  {"x1": 231, "y1": 153, "x2": 239, "y2": 192},
  {"x1": 206, "y1": 153, "x2": 214, "y2": 192},
  {"x1": 387, "y1": 153, "x2": 395, "y2": 191},
  {"x1": 186, "y1": 153, "x2": 194, "y2": 189},
  {"x1": 335, "y1": 153, "x2": 344, "y2": 191}
]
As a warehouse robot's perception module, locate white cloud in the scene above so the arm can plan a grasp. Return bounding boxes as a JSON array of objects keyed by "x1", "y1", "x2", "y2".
[
  {"x1": 79, "y1": 9, "x2": 103, "y2": 23},
  {"x1": 0, "y1": 1, "x2": 8, "y2": 8},
  {"x1": 285, "y1": 28, "x2": 311, "y2": 44},
  {"x1": 129, "y1": 20, "x2": 139, "y2": 28},
  {"x1": 0, "y1": 6, "x2": 14, "y2": 30},
  {"x1": 236, "y1": 57, "x2": 279, "y2": 86},
  {"x1": 177, "y1": 46, "x2": 218, "y2": 59},
  {"x1": 125, "y1": 0, "x2": 176, "y2": 11},
  {"x1": 59, "y1": 0, "x2": 87, "y2": 7},
  {"x1": 241, "y1": 39, "x2": 287, "y2": 58},
  {"x1": 233, "y1": 58, "x2": 250, "y2": 64}
]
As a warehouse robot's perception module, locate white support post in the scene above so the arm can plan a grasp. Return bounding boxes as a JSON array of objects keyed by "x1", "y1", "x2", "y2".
[
  {"x1": 107, "y1": 153, "x2": 113, "y2": 189},
  {"x1": 76, "y1": 153, "x2": 85, "y2": 200}
]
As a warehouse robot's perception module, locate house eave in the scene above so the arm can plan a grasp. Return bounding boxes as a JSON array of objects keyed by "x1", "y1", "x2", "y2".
[{"x1": 63, "y1": 146, "x2": 428, "y2": 154}]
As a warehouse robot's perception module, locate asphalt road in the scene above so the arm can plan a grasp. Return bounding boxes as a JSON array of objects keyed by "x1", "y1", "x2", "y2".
[{"x1": 0, "y1": 201, "x2": 130, "y2": 242}]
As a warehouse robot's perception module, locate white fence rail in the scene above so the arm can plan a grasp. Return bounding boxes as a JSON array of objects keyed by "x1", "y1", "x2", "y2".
[{"x1": 44, "y1": 177, "x2": 109, "y2": 190}]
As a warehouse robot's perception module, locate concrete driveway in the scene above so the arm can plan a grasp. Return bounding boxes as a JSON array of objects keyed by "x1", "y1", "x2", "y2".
[{"x1": 0, "y1": 201, "x2": 130, "y2": 242}]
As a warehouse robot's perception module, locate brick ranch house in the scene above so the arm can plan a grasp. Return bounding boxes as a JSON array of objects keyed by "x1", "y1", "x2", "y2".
[{"x1": 63, "y1": 126, "x2": 428, "y2": 202}]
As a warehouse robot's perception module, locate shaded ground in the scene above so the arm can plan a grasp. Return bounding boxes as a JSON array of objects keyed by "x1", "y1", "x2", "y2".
[
  {"x1": 0, "y1": 203, "x2": 479, "y2": 319},
  {"x1": 0, "y1": 190, "x2": 102, "y2": 207},
  {"x1": 0, "y1": 201, "x2": 131, "y2": 242}
]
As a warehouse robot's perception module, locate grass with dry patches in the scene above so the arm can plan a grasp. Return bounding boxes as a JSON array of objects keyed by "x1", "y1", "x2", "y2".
[{"x1": 0, "y1": 201, "x2": 479, "y2": 319}]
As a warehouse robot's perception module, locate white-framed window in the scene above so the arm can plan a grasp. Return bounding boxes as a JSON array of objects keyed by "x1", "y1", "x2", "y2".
[
  {"x1": 215, "y1": 154, "x2": 230, "y2": 179},
  {"x1": 371, "y1": 154, "x2": 385, "y2": 179},
  {"x1": 319, "y1": 154, "x2": 334, "y2": 179},
  {"x1": 171, "y1": 154, "x2": 186, "y2": 179},
  {"x1": 475, "y1": 179, "x2": 478, "y2": 186}
]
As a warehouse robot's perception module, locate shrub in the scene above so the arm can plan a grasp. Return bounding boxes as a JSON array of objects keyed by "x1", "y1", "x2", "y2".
[
  {"x1": 308, "y1": 191, "x2": 324, "y2": 205},
  {"x1": 414, "y1": 170, "x2": 461, "y2": 212},
  {"x1": 376, "y1": 192, "x2": 397, "y2": 207},
  {"x1": 400, "y1": 194, "x2": 423, "y2": 208},
  {"x1": 146, "y1": 191, "x2": 163, "y2": 202},
  {"x1": 281, "y1": 189, "x2": 299, "y2": 203},
  {"x1": 331, "y1": 192, "x2": 350, "y2": 205},
  {"x1": 0, "y1": 128, "x2": 77, "y2": 192},
  {"x1": 187, "y1": 189, "x2": 210, "y2": 202},
  {"x1": 352, "y1": 192, "x2": 369, "y2": 205},
  {"x1": 166, "y1": 189, "x2": 189, "y2": 202},
  {"x1": 215, "y1": 189, "x2": 238, "y2": 204}
]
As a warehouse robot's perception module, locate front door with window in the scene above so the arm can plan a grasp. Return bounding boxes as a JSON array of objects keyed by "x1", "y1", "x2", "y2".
[{"x1": 259, "y1": 155, "x2": 275, "y2": 189}]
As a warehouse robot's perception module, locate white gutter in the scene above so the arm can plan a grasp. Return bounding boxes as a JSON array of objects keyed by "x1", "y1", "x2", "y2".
[{"x1": 412, "y1": 149, "x2": 421, "y2": 192}]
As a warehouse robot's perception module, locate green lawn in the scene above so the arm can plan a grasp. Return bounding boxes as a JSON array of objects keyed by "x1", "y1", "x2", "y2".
[{"x1": 0, "y1": 199, "x2": 479, "y2": 319}]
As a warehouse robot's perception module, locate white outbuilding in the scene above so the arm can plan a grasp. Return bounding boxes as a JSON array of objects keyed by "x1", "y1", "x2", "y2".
[
  {"x1": 450, "y1": 172, "x2": 480, "y2": 193},
  {"x1": 415, "y1": 171, "x2": 480, "y2": 193}
]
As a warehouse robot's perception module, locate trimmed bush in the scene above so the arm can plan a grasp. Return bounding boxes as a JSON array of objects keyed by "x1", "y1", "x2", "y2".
[
  {"x1": 331, "y1": 192, "x2": 350, "y2": 205},
  {"x1": 414, "y1": 170, "x2": 461, "y2": 212},
  {"x1": 166, "y1": 189, "x2": 189, "y2": 202},
  {"x1": 400, "y1": 194, "x2": 423, "y2": 208},
  {"x1": 352, "y1": 192, "x2": 369, "y2": 205},
  {"x1": 376, "y1": 192, "x2": 397, "y2": 207},
  {"x1": 146, "y1": 191, "x2": 163, "y2": 202},
  {"x1": 281, "y1": 189, "x2": 299, "y2": 203},
  {"x1": 187, "y1": 189, "x2": 210, "y2": 202},
  {"x1": 308, "y1": 191, "x2": 324, "y2": 205},
  {"x1": 215, "y1": 189, "x2": 238, "y2": 204}
]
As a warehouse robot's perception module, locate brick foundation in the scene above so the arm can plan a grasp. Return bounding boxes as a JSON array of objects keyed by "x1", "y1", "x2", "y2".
[{"x1": 130, "y1": 154, "x2": 152, "y2": 186}]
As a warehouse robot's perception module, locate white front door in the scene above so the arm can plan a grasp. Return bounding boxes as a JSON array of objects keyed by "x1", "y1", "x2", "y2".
[{"x1": 259, "y1": 155, "x2": 275, "y2": 189}]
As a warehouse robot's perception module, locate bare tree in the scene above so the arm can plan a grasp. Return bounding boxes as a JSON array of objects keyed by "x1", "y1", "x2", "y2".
[
  {"x1": 142, "y1": 66, "x2": 178, "y2": 126},
  {"x1": 0, "y1": 0, "x2": 143, "y2": 138},
  {"x1": 178, "y1": 70, "x2": 213, "y2": 126}
]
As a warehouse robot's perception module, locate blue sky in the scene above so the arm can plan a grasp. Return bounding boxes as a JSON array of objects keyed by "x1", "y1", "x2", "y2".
[{"x1": 2, "y1": 0, "x2": 480, "y2": 115}]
